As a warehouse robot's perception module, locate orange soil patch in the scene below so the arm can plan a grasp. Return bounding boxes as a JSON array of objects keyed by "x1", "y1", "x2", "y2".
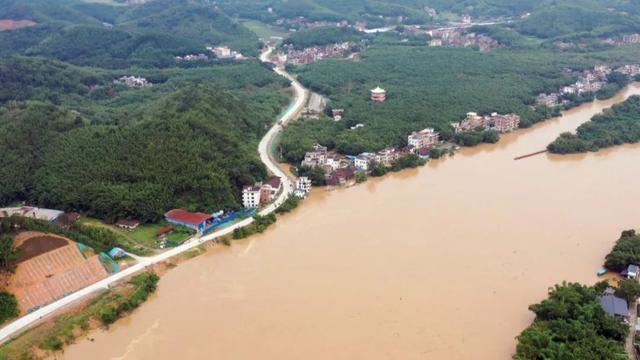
[
  {"x1": 17, "y1": 236, "x2": 68, "y2": 263},
  {"x1": 0, "y1": 19, "x2": 36, "y2": 30},
  {"x1": 8, "y1": 233, "x2": 109, "y2": 313}
]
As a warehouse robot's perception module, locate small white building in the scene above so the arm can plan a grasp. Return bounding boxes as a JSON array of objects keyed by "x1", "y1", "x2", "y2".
[
  {"x1": 0, "y1": 207, "x2": 63, "y2": 223},
  {"x1": 627, "y1": 264, "x2": 640, "y2": 279},
  {"x1": 296, "y1": 177, "x2": 312, "y2": 193},
  {"x1": 242, "y1": 185, "x2": 262, "y2": 208}
]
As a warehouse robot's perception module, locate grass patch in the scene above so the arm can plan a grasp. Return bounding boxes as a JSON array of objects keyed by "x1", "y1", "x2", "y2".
[{"x1": 241, "y1": 20, "x2": 290, "y2": 43}]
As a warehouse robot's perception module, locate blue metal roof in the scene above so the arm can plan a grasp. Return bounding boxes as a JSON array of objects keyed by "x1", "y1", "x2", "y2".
[{"x1": 600, "y1": 294, "x2": 629, "y2": 317}]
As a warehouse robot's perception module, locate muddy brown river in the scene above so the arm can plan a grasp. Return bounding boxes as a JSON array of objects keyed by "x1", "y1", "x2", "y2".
[{"x1": 62, "y1": 84, "x2": 640, "y2": 360}]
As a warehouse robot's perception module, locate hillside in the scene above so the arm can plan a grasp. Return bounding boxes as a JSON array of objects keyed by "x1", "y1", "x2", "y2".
[{"x1": 0, "y1": 0, "x2": 260, "y2": 68}]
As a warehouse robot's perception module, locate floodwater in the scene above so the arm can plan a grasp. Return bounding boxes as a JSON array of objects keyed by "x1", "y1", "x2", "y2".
[{"x1": 62, "y1": 84, "x2": 640, "y2": 360}]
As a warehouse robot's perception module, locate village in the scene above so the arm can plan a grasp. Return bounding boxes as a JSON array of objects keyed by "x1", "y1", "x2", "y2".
[
  {"x1": 273, "y1": 41, "x2": 364, "y2": 66},
  {"x1": 536, "y1": 64, "x2": 640, "y2": 107},
  {"x1": 288, "y1": 86, "x2": 520, "y2": 190}
]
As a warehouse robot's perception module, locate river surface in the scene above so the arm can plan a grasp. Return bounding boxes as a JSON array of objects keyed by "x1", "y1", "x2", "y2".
[{"x1": 62, "y1": 84, "x2": 640, "y2": 360}]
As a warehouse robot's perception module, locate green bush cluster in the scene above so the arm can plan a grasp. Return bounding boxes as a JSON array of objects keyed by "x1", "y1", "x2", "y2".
[
  {"x1": 548, "y1": 95, "x2": 640, "y2": 154},
  {"x1": 99, "y1": 272, "x2": 160, "y2": 325},
  {"x1": 232, "y1": 214, "x2": 277, "y2": 239}
]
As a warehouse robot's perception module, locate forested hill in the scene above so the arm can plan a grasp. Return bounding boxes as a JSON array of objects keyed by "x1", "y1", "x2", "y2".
[
  {"x1": 0, "y1": 0, "x2": 290, "y2": 222},
  {"x1": 0, "y1": 0, "x2": 261, "y2": 68},
  {"x1": 0, "y1": 83, "x2": 288, "y2": 222}
]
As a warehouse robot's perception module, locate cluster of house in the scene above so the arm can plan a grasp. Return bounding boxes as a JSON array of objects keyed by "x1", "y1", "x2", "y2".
[
  {"x1": 599, "y1": 265, "x2": 640, "y2": 322},
  {"x1": 275, "y1": 42, "x2": 363, "y2": 66},
  {"x1": 242, "y1": 176, "x2": 283, "y2": 209},
  {"x1": 207, "y1": 46, "x2": 244, "y2": 60},
  {"x1": 450, "y1": 112, "x2": 521, "y2": 133},
  {"x1": 114, "y1": 76, "x2": 151, "y2": 88},
  {"x1": 603, "y1": 33, "x2": 640, "y2": 47},
  {"x1": 536, "y1": 64, "x2": 640, "y2": 107},
  {"x1": 426, "y1": 28, "x2": 499, "y2": 52},
  {"x1": 300, "y1": 128, "x2": 441, "y2": 187},
  {"x1": 275, "y1": 17, "x2": 350, "y2": 30},
  {"x1": 174, "y1": 53, "x2": 208, "y2": 61}
]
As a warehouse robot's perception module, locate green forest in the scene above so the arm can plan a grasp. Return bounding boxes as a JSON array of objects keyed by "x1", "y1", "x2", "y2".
[
  {"x1": 548, "y1": 95, "x2": 640, "y2": 154},
  {"x1": 0, "y1": 0, "x2": 292, "y2": 223},
  {"x1": 514, "y1": 282, "x2": 628, "y2": 359},
  {"x1": 0, "y1": 0, "x2": 261, "y2": 68}
]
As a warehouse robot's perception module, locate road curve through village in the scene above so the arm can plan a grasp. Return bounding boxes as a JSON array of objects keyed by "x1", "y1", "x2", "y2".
[{"x1": 0, "y1": 46, "x2": 308, "y2": 345}]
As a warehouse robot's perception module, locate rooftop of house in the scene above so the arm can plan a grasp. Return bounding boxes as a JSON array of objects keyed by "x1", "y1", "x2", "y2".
[
  {"x1": 116, "y1": 219, "x2": 140, "y2": 227},
  {"x1": 600, "y1": 294, "x2": 629, "y2": 317},
  {"x1": 265, "y1": 176, "x2": 282, "y2": 188},
  {"x1": 628, "y1": 264, "x2": 640, "y2": 273},
  {"x1": 371, "y1": 86, "x2": 386, "y2": 93},
  {"x1": 164, "y1": 209, "x2": 212, "y2": 225}
]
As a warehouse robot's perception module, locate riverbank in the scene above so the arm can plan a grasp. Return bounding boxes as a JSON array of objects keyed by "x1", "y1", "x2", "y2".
[{"x1": 54, "y1": 84, "x2": 640, "y2": 360}]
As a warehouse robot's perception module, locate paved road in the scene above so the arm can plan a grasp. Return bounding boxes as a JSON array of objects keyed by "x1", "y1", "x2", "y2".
[{"x1": 0, "y1": 47, "x2": 308, "y2": 345}]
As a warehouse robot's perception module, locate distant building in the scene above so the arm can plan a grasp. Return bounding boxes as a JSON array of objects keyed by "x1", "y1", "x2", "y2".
[
  {"x1": 301, "y1": 144, "x2": 328, "y2": 168},
  {"x1": 0, "y1": 207, "x2": 63, "y2": 223},
  {"x1": 115, "y1": 76, "x2": 150, "y2": 88},
  {"x1": 375, "y1": 148, "x2": 400, "y2": 166},
  {"x1": 488, "y1": 113, "x2": 520, "y2": 132},
  {"x1": 462, "y1": 15, "x2": 472, "y2": 24},
  {"x1": 371, "y1": 86, "x2": 387, "y2": 102},
  {"x1": 326, "y1": 168, "x2": 355, "y2": 187},
  {"x1": 165, "y1": 209, "x2": 215, "y2": 233},
  {"x1": 354, "y1": 153, "x2": 375, "y2": 171},
  {"x1": 332, "y1": 108, "x2": 344, "y2": 121},
  {"x1": 429, "y1": 39, "x2": 442, "y2": 47},
  {"x1": 452, "y1": 112, "x2": 520, "y2": 133},
  {"x1": 242, "y1": 185, "x2": 262, "y2": 208},
  {"x1": 116, "y1": 219, "x2": 140, "y2": 230},
  {"x1": 408, "y1": 128, "x2": 440, "y2": 148}
]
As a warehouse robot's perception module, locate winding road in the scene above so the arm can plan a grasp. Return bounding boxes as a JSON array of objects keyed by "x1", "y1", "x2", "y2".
[{"x1": 0, "y1": 47, "x2": 308, "y2": 344}]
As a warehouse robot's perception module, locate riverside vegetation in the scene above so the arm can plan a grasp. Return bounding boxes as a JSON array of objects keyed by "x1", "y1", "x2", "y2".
[
  {"x1": 548, "y1": 95, "x2": 640, "y2": 154},
  {"x1": 515, "y1": 229, "x2": 640, "y2": 360},
  {"x1": 0, "y1": 272, "x2": 159, "y2": 360}
]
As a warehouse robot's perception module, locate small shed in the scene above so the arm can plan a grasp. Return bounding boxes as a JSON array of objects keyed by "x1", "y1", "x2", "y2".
[
  {"x1": 627, "y1": 264, "x2": 639, "y2": 279},
  {"x1": 116, "y1": 219, "x2": 140, "y2": 230},
  {"x1": 108, "y1": 247, "x2": 127, "y2": 259},
  {"x1": 156, "y1": 225, "x2": 175, "y2": 239}
]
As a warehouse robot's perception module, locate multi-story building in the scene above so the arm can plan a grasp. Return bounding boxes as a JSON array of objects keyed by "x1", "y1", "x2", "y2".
[
  {"x1": 354, "y1": 153, "x2": 375, "y2": 171},
  {"x1": 296, "y1": 177, "x2": 312, "y2": 193},
  {"x1": 408, "y1": 128, "x2": 440, "y2": 148},
  {"x1": 488, "y1": 113, "x2": 520, "y2": 132},
  {"x1": 242, "y1": 185, "x2": 262, "y2": 208},
  {"x1": 375, "y1": 148, "x2": 400, "y2": 166},
  {"x1": 301, "y1": 144, "x2": 328, "y2": 168}
]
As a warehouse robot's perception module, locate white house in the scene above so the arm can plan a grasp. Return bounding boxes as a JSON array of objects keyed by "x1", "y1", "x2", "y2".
[
  {"x1": 354, "y1": 153, "x2": 374, "y2": 171},
  {"x1": 627, "y1": 264, "x2": 639, "y2": 279},
  {"x1": 242, "y1": 185, "x2": 261, "y2": 208},
  {"x1": 296, "y1": 177, "x2": 312, "y2": 193}
]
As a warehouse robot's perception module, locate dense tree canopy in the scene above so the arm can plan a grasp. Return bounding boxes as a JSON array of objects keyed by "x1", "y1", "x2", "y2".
[
  {"x1": 604, "y1": 230, "x2": 640, "y2": 272},
  {"x1": 548, "y1": 95, "x2": 640, "y2": 154},
  {"x1": 514, "y1": 282, "x2": 628, "y2": 360}
]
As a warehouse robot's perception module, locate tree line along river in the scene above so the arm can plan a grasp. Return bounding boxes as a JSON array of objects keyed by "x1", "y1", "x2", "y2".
[{"x1": 60, "y1": 83, "x2": 640, "y2": 360}]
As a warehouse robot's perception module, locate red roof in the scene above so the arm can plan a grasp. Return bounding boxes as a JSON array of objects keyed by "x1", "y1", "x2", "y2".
[
  {"x1": 164, "y1": 209, "x2": 212, "y2": 225},
  {"x1": 265, "y1": 176, "x2": 281, "y2": 188}
]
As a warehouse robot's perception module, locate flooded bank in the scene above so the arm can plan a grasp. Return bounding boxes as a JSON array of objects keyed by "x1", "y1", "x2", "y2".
[{"x1": 62, "y1": 84, "x2": 640, "y2": 360}]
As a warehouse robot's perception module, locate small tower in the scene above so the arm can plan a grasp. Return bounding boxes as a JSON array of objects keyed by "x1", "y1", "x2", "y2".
[{"x1": 371, "y1": 86, "x2": 387, "y2": 102}]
